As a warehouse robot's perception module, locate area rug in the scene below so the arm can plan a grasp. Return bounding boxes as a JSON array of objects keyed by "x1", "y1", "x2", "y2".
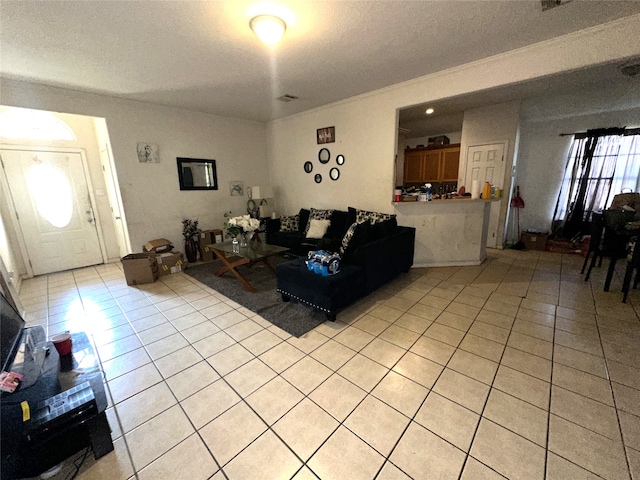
[{"x1": 184, "y1": 256, "x2": 326, "y2": 337}]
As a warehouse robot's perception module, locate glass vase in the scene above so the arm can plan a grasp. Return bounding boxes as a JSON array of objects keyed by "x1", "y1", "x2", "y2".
[
  {"x1": 239, "y1": 233, "x2": 248, "y2": 248},
  {"x1": 232, "y1": 236, "x2": 239, "y2": 253}
]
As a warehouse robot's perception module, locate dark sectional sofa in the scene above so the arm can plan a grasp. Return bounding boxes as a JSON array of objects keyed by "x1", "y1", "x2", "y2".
[{"x1": 267, "y1": 207, "x2": 416, "y2": 320}]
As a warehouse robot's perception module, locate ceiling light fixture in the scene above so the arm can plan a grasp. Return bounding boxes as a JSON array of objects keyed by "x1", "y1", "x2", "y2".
[
  {"x1": 425, "y1": 108, "x2": 434, "y2": 115},
  {"x1": 250, "y1": 14, "x2": 286, "y2": 45}
]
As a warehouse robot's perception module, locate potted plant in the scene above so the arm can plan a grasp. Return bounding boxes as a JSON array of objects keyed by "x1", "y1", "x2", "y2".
[{"x1": 182, "y1": 218, "x2": 200, "y2": 262}]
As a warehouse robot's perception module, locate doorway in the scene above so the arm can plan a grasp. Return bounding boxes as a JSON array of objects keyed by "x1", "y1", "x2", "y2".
[
  {"x1": 0, "y1": 107, "x2": 131, "y2": 280},
  {"x1": 1, "y1": 148, "x2": 106, "y2": 275},
  {"x1": 465, "y1": 142, "x2": 507, "y2": 248}
]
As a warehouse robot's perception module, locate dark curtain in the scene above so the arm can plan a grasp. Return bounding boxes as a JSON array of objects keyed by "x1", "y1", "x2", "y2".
[{"x1": 554, "y1": 127, "x2": 625, "y2": 239}]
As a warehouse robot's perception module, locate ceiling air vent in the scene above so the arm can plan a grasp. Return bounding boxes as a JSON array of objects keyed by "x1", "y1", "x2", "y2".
[
  {"x1": 620, "y1": 61, "x2": 640, "y2": 79},
  {"x1": 276, "y1": 94, "x2": 299, "y2": 103},
  {"x1": 541, "y1": 0, "x2": 572, "y2": 11}
]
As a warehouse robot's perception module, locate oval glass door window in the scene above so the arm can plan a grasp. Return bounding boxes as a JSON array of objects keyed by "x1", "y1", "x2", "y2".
[
  {"x1": 329, "y1": 168, "x2": 340, "y2": 181},
  {"x1": 26, "y1": 164, "x2": 73, "y2": 228},
  {"x1": 336, "y1": 154, "x2": 345, "y2": 165},
  {"x1": 314, "y1": 174, "x2": 322, "y2": 183},
  {"x1": 304, "y1": 161, "x2": 313, "y2": 173},
  {"x1": 318, "y1": 148, "x2": 330, "y2": 164}
]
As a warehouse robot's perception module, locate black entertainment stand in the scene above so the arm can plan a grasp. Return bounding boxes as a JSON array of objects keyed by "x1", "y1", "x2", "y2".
[{"x1": 1, "y1": 331, "x2": 113, "y2": 479}]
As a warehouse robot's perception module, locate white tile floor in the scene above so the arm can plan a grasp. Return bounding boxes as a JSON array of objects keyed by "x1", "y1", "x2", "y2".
[{"x1": 16, "y1": 249, "x2": 640, "y2": 480}]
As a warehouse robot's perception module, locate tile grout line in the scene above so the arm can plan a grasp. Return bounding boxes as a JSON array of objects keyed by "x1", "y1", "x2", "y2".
[
  {"x1": 542, "y1": 273, "x2": 558, "y2": 480},
  {"x1": 455, "y1": 288, "x2": 523, "y2": 480},
  {"x1": 105, "y1": 274, "x2": 232, "y2": 478},
  {"x1": 591, "y1": 292, "x2": 634, "y2": 480}
]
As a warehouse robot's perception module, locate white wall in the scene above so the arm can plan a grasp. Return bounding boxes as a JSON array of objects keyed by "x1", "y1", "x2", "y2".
[
  {"x1": 266, "y1": 15, "x2": 640, "y2": 264},
  {"x1": 0, "y1": 79, "x2": 268, "y2": 261},
  {"x1": 516, "y1": 83, "x2": 640, "y2": 234},
  {"x1": 0, "y1": 187, "x2": 21, "y2": 292}
]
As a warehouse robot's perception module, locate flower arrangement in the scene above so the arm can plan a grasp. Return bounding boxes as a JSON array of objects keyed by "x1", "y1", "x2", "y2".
[
  {"x1": 182, "y1": 219, "x2": 200, "y2": 241},
  {"x1": 224, "y1": 212, "x2": 260, "y2": 239}
]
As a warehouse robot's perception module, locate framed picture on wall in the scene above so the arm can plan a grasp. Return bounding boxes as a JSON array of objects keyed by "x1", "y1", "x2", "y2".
[
  {"x1": 229, "y1": 181, "x2": 244, "y2": 196},
  {"x1": 317, "y1": 127, "x2": 335, "y2": 144},
  {"x1": 137, "y1": 142, "x2": 159, "y2": 163}
]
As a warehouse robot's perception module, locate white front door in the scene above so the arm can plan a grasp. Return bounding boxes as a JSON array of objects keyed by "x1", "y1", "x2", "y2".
[
  {"x1": 465, "y1": 143, "x2": 506, "y2": 248},
  {"x1": 1, "y1": 149, "x2": 104, "y2": 275}
]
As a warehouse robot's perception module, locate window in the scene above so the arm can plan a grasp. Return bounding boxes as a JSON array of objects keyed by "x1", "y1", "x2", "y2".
[{"x1": 554, "y1": 132, "x2": 640, "y2": 232}]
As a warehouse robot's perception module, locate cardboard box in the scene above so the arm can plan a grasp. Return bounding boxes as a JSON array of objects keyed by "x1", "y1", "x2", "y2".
[
  {"x1": 546, "y1": 239, "x2": 582, "y2": 254},
  {"x1": 143, "y1": 238, "x2": 174, "y2": 253},
  {"x1": 427, "y1": 135, "x2": 450, "y2": 147},
  {"x1": 198, "y1": 229, "x2": 223, "y2": 262},
  {"x1": 156, "y1": 252, "x2": 184, "y2": 276},
  {"x1": 520, "y1": 231, "x2": 549, "y2": 251},
  {"x1": 122, "y1": 253, "x2": 158, "y2": 286}
]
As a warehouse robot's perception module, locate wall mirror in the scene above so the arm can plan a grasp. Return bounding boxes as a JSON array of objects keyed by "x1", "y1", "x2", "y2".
[
  {"x1": 319, "y1": 148, "x2": 330, "y2": 164},
  {"x1": 304, "y1": 161, "x2": 313, "y2": 173},
  {"x1": 315, "y1": 174, "x2": 322, "y2": 183},
  {"x1": 336, "y1": 154, "x2": 345, "y2": 165},
  {"x1": 177, "y1": 157, "x2": 218, "y2": 190},
  {"x1": 330, "y1": 168, "x2": 340, "y2": 181}
]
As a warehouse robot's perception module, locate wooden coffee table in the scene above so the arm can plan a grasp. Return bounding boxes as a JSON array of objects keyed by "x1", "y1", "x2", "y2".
[{"x1": 208, "y1": 240, "x2": 289, "y2": 292}]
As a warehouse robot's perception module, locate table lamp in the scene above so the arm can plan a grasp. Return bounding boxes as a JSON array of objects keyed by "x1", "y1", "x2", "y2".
[{"x1": 251, "y1": 186, "x2": 274, "y2": 218}]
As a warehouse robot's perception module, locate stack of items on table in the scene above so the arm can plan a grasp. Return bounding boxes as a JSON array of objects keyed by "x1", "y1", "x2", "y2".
[{"x1": 121, "y1": 238, "x2": 184, "y2": 286}]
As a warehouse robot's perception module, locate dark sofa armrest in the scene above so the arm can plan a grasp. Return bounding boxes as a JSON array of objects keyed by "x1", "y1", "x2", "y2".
[
  {"x1": 265, "y1": 218, "x2": 281, "y2": 244},
  {"x1": 349, "y1": 226, "x2": 416, "y2": 292}
]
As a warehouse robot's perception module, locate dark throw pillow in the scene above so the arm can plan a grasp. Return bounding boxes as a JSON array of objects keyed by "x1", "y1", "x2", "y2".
[
  {"x1": 298, "y1": 208, "x2": 311, "y2": 233},
  {"x1": 370, "y1": 217, "x2": 398, "y2": 239},
  {"x1": 279, "y1": 214, "x2": 300, "y2": 233},
  {"x1": 340, "y1": 221, "x2": 371, "y2": 261}
]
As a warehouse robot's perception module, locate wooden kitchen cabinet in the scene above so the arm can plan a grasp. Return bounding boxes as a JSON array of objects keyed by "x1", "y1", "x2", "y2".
[
  {"x1": 403, "y1": 144, "x2": 460, "y2": 184},
  {"x1": 404, "y1": 150, "x2": 424, "y2": 183},
  {"x1": 440, "y1": 148, "x2": 460, "y2": 181}
]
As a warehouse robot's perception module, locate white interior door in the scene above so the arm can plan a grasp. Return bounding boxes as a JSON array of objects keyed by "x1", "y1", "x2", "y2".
[
  {"x1": 1, "y1": 149, "x2": 104, "y2": 275},
  {"x1": 465, "y1": 143, "x2": 506, "y2": 248}
]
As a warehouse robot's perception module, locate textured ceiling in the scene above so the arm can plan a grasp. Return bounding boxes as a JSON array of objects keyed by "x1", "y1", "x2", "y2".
[{"x1": 2, "y1": 0, "x2": 640, "y2": 122}]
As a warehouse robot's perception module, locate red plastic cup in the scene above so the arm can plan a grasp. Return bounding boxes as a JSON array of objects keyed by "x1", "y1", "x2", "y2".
[{"x1": 51, "y1": 333, "x2": 72, "y2": 356}]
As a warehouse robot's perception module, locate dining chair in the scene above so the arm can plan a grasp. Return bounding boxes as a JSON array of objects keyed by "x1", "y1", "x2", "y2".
[
  {"x1": 581, "y1": 211, "x2": 604, "y2": 274},
  {"x1": 584, "y1": 209, "x2": 635, "y2": 291},
  {"x1": 621, "y1": 236, "x2": 640, "y2": 302}
]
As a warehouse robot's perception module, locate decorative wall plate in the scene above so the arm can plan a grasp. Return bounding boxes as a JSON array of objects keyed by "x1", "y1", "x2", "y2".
[
  {"x1": 319, "y1": 148, "x2": 330, "y2": 164},
  {"x1": 304, "y1": 161, "x2": 313, "y2": 173}
]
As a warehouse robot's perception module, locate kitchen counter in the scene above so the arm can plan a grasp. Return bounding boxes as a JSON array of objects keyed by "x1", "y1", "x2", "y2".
[
  {"x1": 394, "y1": 199, "x2": 493, "y2": 267},
  {"x1": 392, "y1": 197, "x2": 502, "y2": 204}
]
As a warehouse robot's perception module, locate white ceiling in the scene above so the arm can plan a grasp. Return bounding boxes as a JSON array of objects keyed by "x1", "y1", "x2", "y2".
[{"x1": 2, "y1": 0, "x2": 640, "y2": 123}]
